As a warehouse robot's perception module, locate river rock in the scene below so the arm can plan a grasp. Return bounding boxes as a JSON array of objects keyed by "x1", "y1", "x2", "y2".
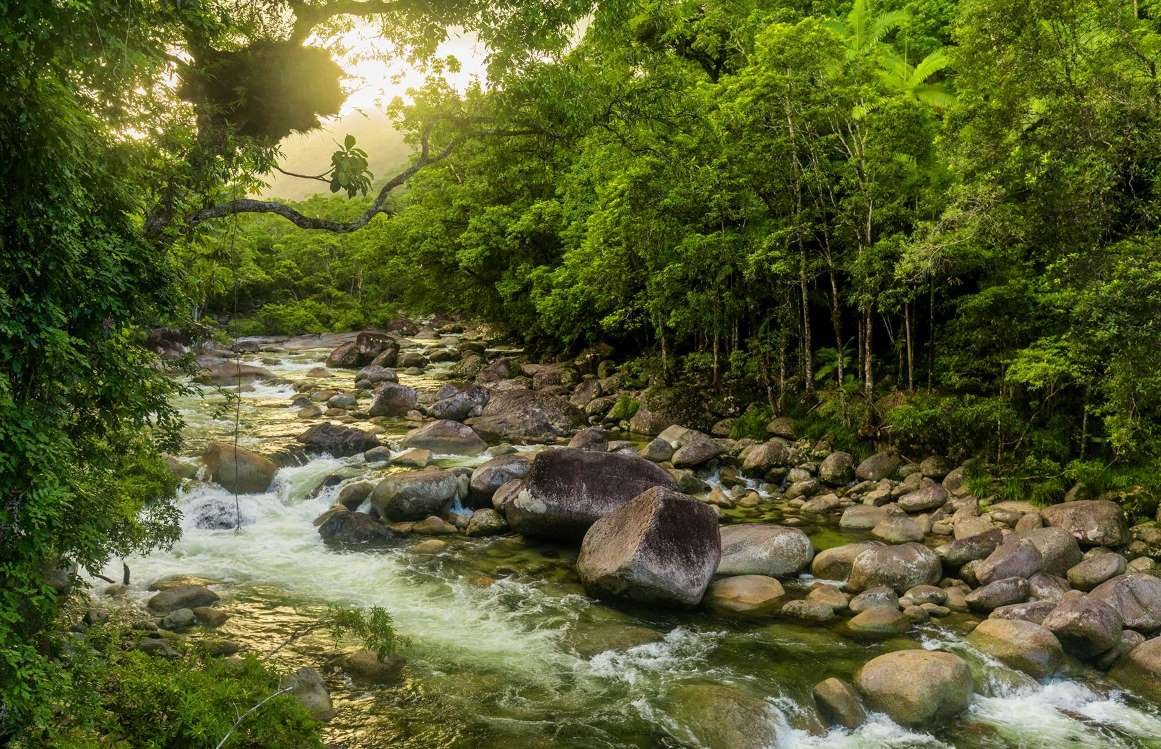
[
  {"x1": 976, "y1": 538, "x2": 1042, "y2": 585},
  {"x1": 942, "y1": 528, "x2": 1003, "y2": 568},
  {"x1": 840, "y1": 505, "x2": 889, "y2": 530},
  {"x1": 668, "y1": 683, "x2": 780, "y2": 749},
  {"x1": 367, "y1": 382, "x2": 418, "y2": 417},
  {"x1": 672, "y1": 434, "x2": 723, "y2": 468},
  {"x1": 1041, "y1": 500, "x2": 1130, "y2": 548},
  {"x1": 283, "y1": 667, "x2": 335, "y2": 721},
  {"x1": 327, "y1": 332, "x2": 395, "y2": 369},
  {"x1": 871, "y1": 514, "x2": 925, "y2": 544},
  {"x1": 371, "y1": 468, "x2": 460, "y2": 521},
  {"x1": 428, "y1": 382, "x2": 489, "y2": 421},
  {"x1": 898, "y1": 480, "x2": 948, "y2": 513},
  {"x1": 1088, "y1": 574, "x2": 1161, "y2": 632},
  {"x1": 854, "y1": 650, "x2": 973, "y2": 726},
  {"x1": 467, "y1": 389, "x2": 585, "y2": 442},
  {"x1": 1019, "y1": 527, "x2": 1084, "y2": 576},
  {"x1": 856, "y1": 452, "x2": 901, "y2": 482},
  {"x1": 1067, "y1": 553, "x2": 1126, "y2": 591},
  {"x1": 967, "y1": 577, "x2": 1030, "y2": 612},
  {"x1": 849, "y1": 606, "x2": 910, "y2": 635},
  {"x1": 568, "y1": 426, "x2": 609, "y2": 452},
  {"x1": 202, "y1": 442, "x2": 277, "y2": 494},
  {"x1": 1028, "y1": 572, "x2": 1071, "y2": 602},
  {"x1": 467, "y1": 454, "x2": 532, "y2": 506},
  {"x1": 577, "y1": 487, "x2": 720, "y2": 607},
  {"x1": 392, "y1": 448, "x2": 432, "y2": 468},
  {"x1": 807, "y1": 583, "x2": 850, "y2": 612},
  {"x1": 193, "y1": 359, "x2": 272, "y2": 385},
  {"x1": 338, "y1": 481, "x2": 374, "y2": 510},
  {"x1": 850, "y1": 586, "x2": 899, "y2": 613},
  {"x1": 967, "y1": 618, "x2": 1064, "y2": 679},
  {"x1": 990, "y1": 600, "x2": 1057, "y2": 625},
  {"x1": 741, "y1": 439, "x2": 790, "y2": 476},
  {"x1": 1042, "y1": 592, "x2": 1124, "y2": 658},
  {"x1": 355, "y1": 364, "x2": 398, "y2": 386},
  {"x1": 504, "y1": 448, "x2": 676, "y2": 540},
  {"x1": 706, "y1": 575, "x2": 785, "y2": 614},
  {"x1": 819, "y1": 451, "x2": 855, "y2": 485},
  {"x1": 811, "y1": 542, "x2": 881, "y2": 581},
  {"x1": 147, "y1": 585, "x2": 219, "y2": 614},
  {"x1": 401, "y1": 420, "x2": 487, "y2": 456},
  {"x1": 813, "y1": 678, "x2": 867, "y2": 730},
  {"x1": 847, "y1": 543, "x2": 942, "y2": 594},
  {"x1": 160, "y1": 608, "x2": 196, "y2": 630},
  {"x1": 717, "y1": 524, "x2": 814, "y2": 578},
  {"x1": 1109, "y1": 637, "x2": 1161, "y2": 701},
  {"x1": 296, "y1": 423, "x2": 380, "y2": 457},
  {"x1": 337, "y1": 650, "x2": 405, "y2": 685},
  {"x1": 317, "y1": 509, "x2": 401, "y2": 546},
  {"x1": 466, "y1": 508, "x2": 508, "y2": 537},
  {"x1": 781, "y1": 599, "x2": 836, "y2": 622}
]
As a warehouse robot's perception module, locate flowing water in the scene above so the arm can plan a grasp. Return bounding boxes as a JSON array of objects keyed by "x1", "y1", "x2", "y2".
[{"x1": 100, "y1": 341, "x2": 1161, "y2": 748}]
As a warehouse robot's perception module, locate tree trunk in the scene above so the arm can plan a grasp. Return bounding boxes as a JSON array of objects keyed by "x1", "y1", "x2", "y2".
[
  {"x1": 927, "y1": 282, "x2": 935, "y2": 393},
  {"x1": 828, "y1": 268, "x2": 843, "y2": 384},
  {"x1": 799, "y1": 247, "x2": 814, "y2": 394},
  {"x1": 905, "y1": 300, "x2": 914, "y2": 392},
  {"x1": 712, "y1": 330, "x2": 720, "y2": 388},
  {"x1": 863, "y1": 305, "x2": 874, "y2": 403}
]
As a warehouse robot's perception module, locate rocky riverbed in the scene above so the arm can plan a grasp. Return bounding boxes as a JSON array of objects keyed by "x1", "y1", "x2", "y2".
[{"x1": 90, "y1": 323, "x2": 1161, "y2": 748}]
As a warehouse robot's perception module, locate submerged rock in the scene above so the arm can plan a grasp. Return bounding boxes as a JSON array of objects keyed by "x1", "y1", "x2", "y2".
[
  {"x1": 317, "y1": 509, "x2": 401, "y2": 546},
  {"x1": 813, "y1": 677, "x2": 867, "y2": 730},
  {"x1": 577, "y1": 487, "x2": 720, "y2": 607},
  {"x1": 667, "y1": 683, "x2": 781, "y2": 749},
  {"x1": 854, "y1": 650, "x2": 973, "y2": 726},
  {"x1": 504, "y1": 448, "x2": 676, "y2": 540}
]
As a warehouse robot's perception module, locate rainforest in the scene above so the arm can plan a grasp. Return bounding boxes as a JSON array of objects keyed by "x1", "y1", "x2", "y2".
[{"x1": 2, "y1": 0, "x2": 1161, "y2": 747}]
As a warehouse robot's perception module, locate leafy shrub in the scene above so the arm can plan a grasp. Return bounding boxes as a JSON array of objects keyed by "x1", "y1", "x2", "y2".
[
  {"x1": 730, "y1": 404, "x2": 772, "y2": 440},
  {"x1": 607, "y1": 395, "x2": 640, "y2": 422}
]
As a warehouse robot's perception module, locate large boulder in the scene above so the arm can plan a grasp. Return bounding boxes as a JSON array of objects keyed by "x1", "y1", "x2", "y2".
[
  {"x1": 1109, "y1": 637, "x2": 1161, "y2": 702},
  {"x1": 667, "y1": 684, "x2": 781, "y2": 749},
  {"x1": 577, "y1": 487, "x2": 720, "y2": 607},
  {"x1": 193, "y1": 358, "x2": 272, "y2": 386},
  {"x1": 717, "y1": 524, "x2": 814, "y2": 578},
  {"x1": 317, "y1": 509, "x2": 401, "y2": 546},
  {"x1": 296, "y1": 423, "x2": 380, "y2": 457},
  {"x1": 1088, "y1": 574, "x2": 1161, "y2": 632},
  {"x1": 941, "y1": 529, "x2": 1003, "y2": 568},
  {"x1": 326, "y1": 331, "x2": 396, "y2": 369},
  {"x1": 966, "y1": 577, "x2": 1029, "y2": 612},
  {"x1": 898, "y1": 480, "x2": 949, "y2": 513},
  {"x1": 813, "y1": 678, "x2": 867, "y2": 730},
  {"x1": 1018, "y1": 527, "x2": 1083, "y2": 576},
  {"x1": 1067, "y1": 553, "x2": 1126, "y2": 591},
  {"x1": 202, "y1": 442, "x2": 277, "y2": 494},
  {"x1": 847, "y1": 543, "x2": 942, "y2": 594},
  {"x1": 428, "y1": 383, "x2": 490, "y2": 421},
  {"x1": 856, "y1": 452, "x2": 901, "y2": 482},
  {"x1": 811, "y1": 542, "x2": 881, "y2": 581},
  {"x1": 371, "y1": 468, "x2": 460, "y2": 521},
  {"x1": 367, "y1": 382, "x2": 417, "y2": 417},
  {"x1": 819, "y1": 451, "x2": 855, "y2": 485},
  {"x1": 854, "y1": 650, "x2": 973, "y2": 727},
  {"x1": 1041, "y1": 500, "x2": 1130, "y2": 548},
  {"x1": 1042, "y1": 592, "x2": 1124, "y2": 659},
  {"x1": 504, "y1": 448, "x2": 676, "y2": 540},
  {"x1": 354, "y1": 364, "x2": 397, "y2": 386},
  {"x1": 467, "y1": 390, "x2": 584, "y2": 443},
  {"x1": 967, "y1": 618, "x2": 1063, "y2": 679},
  {"x1": 975, "y1": 537, "x2": 1042, "y2": 586},
  {"x1": 282, "y1": 667, "x2": 334, "y2": 722},
  {"x1": 147, "y1": 585, "x2": 219, "y2": 614},
  {"x1": 740, "y1": 439, "x2": 790, "y2": 476},
  {"x1": 467, "y1": 454, "x2": 532, "y2": 506},
  {"x1": 671, "y1": 434, "x2": 723, "y2": 468},
  {"x1": 401, "y1": 420, "x2": 487, "y2": 456}
]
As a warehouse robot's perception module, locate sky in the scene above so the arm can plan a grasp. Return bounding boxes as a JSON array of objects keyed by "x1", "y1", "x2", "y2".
[{"x1": 262, "y1": 23, "x2": 490, "y2": 198}]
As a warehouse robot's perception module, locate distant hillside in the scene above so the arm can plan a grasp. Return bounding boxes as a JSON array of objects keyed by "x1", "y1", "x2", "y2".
[{"x1": 260, "y1": 110, "x2": 413, "y2": 201}]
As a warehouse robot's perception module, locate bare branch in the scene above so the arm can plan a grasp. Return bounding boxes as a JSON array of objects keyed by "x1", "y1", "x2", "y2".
[{"x1": 274, "y1": 165, "x2": 334, "y2": 184}]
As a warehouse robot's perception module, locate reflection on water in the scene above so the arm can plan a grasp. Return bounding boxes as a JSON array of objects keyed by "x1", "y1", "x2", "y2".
[{"x1": 103, "y1": 346, "x2": 1161, "y2": 748}]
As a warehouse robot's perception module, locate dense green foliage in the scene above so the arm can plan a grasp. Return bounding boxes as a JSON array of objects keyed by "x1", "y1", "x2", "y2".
[{"x1": 200, "y1": 0, "x2": 1161, "y2": 508}]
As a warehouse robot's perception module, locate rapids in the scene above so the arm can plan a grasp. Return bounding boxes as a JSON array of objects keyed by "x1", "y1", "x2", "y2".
[{"x1": 99, "y1": 341, "x2": 1161, "y2": 748}]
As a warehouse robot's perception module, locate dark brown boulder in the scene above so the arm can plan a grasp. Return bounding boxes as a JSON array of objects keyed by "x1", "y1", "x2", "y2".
[
  {"x1": 326, "y1": 331, "x2": 396, "y2": 369},
  {"x1": 296, "y1": 423, "x2": 380, "y2": 457},
  {"x1": 577, "y1": 487, "x2": 720, "y2": 606},
  {"x1": 504, "y1": 448, "x2": 676, "y2": 540},
  {"x1": 467, "y1": 389, "x2": 584, "y2": 443}
]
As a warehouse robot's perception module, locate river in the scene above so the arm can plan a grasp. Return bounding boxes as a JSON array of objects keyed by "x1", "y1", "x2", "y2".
[{"x1": 100, "y1": 336, "x2": 1161, "y2": 748}]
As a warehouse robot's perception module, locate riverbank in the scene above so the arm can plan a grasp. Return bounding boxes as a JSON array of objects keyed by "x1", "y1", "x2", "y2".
[{"x1": 85, "y1": 322, "x2": 1161, "y2": 747}]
